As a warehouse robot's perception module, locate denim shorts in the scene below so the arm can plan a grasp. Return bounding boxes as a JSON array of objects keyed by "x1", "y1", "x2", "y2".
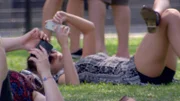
[{"x1": 75, "y1": 53, "x2": 141, "y2": 85}]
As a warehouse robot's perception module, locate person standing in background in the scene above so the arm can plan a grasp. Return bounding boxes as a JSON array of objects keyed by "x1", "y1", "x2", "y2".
[
  {"x1": 41, "y1": 0, "x2": 83, "y2": 58},
  {"x1": 66, "y1": 0, "x2": 131, "y2": 58}
]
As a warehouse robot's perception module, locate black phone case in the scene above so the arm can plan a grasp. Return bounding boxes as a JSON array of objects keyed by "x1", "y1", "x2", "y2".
[
  {"x1": 30, "y1": 40, "x2": 53, "y2": 58},
  {"x1": 36, "y1": 40, "x2": 53, "y2": 54}
]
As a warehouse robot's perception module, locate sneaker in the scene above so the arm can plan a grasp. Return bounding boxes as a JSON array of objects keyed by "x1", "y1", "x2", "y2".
[
  {"x1": 141, "y1": 5, "x2": 161, "y2": 33},
  {"x1": 71, "y1": 48, "x2": 82, "y2": 59}
]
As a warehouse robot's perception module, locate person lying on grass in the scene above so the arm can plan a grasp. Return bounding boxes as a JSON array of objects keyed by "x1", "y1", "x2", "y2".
[
  {"x1": 0, "y1": 28, "x2": 64, "y2": 101},
  {"x1": 37, "y1": 9, "x2": 179, "y2": 85}
]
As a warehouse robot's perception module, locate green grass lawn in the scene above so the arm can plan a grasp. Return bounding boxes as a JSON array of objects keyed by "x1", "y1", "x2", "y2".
[{"x1": 7, "y1": 37, "x2": 180, "y2": 101}]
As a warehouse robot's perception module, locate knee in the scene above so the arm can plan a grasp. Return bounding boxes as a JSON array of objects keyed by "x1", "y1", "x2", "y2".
[{"x1": 161, "y1": 9, "x2": 180, "y2": 21}]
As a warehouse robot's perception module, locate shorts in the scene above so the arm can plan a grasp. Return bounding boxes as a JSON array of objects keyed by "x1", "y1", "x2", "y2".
[
  {"x1": 138, "y1": 66, "x2": 175, "y2": 85},
  {"x1": 75, "y1": 53, "x2": 141, "y2": 85},
  {"x1": 102, "y1": 0, "x2": 129, "y2": 5}
]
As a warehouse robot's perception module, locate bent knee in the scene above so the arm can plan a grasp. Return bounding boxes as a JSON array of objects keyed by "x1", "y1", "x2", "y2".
[{"x1": 162, "y1": 9, "x2": 180, "y2": 20}]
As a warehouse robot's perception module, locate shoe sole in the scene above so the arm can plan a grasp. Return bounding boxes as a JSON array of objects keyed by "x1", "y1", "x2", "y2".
[
  {"x1": 141, "y1": 6, "x2": 158, "y2": 33},
  {"x1": 72, "y1": 55, "x2": 81, "y2": 59}
]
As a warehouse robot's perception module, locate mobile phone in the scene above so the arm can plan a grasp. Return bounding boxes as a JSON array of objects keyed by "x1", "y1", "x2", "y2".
[
  {"x1": 45, "y1": 20, "x2": 60, "y2": 32},
  {"x1": 30, "y1": 40, "x2": 53, "y2": 58},
  {"x1": 36, "y1": 40, "x2": 53, "y2": 54}
]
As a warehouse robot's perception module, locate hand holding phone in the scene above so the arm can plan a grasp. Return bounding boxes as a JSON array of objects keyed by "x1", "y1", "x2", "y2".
[
  {"x1": 30, "y1": 40, "x2": 53, "y2": 58},
  {"x1": 45, "y1": 20, "x2": 61, "y2": 32}
]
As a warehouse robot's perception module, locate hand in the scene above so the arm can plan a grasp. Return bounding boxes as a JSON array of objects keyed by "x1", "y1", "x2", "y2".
[
  {"x1": 28, "y1": 46, "x2": 51, "y2": 77},
  {"x1": 21, "y1": 28, "x2": 49, "y2": 50},
  {"x1": 53, "y1": 11, "x2": 68, "y2": 24},
  {"x1": 49, "y1": 50, "x2": 63, "y2": 74},
  {"x1": 54, "y1": 25, "x2": 70, "y2": 47}
]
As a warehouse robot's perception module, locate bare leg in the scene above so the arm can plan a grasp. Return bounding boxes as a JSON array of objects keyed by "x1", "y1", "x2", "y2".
[
  {"x1": 135, "y1": 9, "x2": 180, "y2": 77},
  {"x1": 42, "y1": 0, "x2": 63, "y2": 38},
  {"x1": 153, "y1": 0, "x2": 170, "y2": 13},
  {"x1": 111, "y1": 5, "x2": 130, "y2": 58},
  {"x1": 88, "y1": 0, "x2": 107, "y2": 53},
  {"x1": 82, "y1": 30, "x2": 96, "y2": 57},
  {"x1": 67, "y1": 0, "x2": 84, "y2": 53},
  {"x1": 165, "y1": 45, "x2": 177, "y2": 71}
]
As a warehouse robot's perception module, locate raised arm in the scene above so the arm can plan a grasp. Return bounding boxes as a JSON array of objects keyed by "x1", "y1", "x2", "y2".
[
  {"x1": 153, "y1": 0, "x2": 170, "y2": 14},
  {"x1": 54, "y1": 26, "x2": 80, "y2": 85},
  {"x1": 1, "y1": 28, "x2": 48, "y2": 52},
  {"x1": 29, "y1": 47, "x2": 64, "y2": 101},
  {"x1": 53, "y1": 11, "x2": 95, "y2": 35},
  {"x1": 53, "y1": 11, "x2": 96, "y2": 57}
]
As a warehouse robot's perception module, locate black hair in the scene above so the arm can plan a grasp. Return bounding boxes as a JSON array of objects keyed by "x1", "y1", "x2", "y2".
[{"x1": 27, "y1": 55, "x2": 53, "y2": 72}]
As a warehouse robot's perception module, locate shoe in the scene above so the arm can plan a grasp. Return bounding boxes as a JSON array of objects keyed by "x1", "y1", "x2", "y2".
[
  {"x1": 141, "y1": 5, "x2": 161, "y2": 33},
  {"x1": 71, "y1": 48, "x2": 82, "y2": 59},
  {"x1": 101, "y1": 0, "x2": 112, "y2": 5}
]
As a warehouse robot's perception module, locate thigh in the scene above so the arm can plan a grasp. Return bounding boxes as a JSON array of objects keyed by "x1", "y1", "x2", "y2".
[
  {"x1": 165, "y1": 45, "x2": 177, "y2": 71},
  {"x1": 134, "y1": 17, "x2": 169, "y2": 78}
]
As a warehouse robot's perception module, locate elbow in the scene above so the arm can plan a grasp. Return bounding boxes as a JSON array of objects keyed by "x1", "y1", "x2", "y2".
[
  {"x1": 83, "y1": 22, "x2": 95, "y2": 34},
  {"x1": 89, "y1": 22, "x2": 96, "y2": 32}
]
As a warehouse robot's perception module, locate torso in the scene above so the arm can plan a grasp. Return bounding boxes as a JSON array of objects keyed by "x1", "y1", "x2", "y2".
[{"x1": 9, "y1": 71, "x2": 34, "y2": 101}]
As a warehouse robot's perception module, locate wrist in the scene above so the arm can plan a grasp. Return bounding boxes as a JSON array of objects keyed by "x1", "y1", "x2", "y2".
[
  {"x1": 19, "y1": 36, "x2": 27, "y2": 50},
  {"x1": 65, "y1": 13, "x2": 70, "y2": 23},
  {"x1": 60, "y1": 44, "x2": 69, "y2": 49},
  {"x1": 58, "y1": 41, "x2": 68, "y2": 48},
  {"x1": 40, "y1": 71, "x2": 52, "y2": 79}
]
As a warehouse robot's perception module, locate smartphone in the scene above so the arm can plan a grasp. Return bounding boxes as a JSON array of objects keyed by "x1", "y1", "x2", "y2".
[
  {"x1": 45, "y1": 20, "x2": 60, "y2": 32},
  {"x1": 36, "y1": 40, "x2": 53, "y2": 54},
  {"x1": 30, "y1": 40, "x2": 53, "y2": 58}
]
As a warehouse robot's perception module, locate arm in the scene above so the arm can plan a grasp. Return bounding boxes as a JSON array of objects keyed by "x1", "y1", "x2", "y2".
[
  {"x1": 1, "y1": 28, "x2": 48, "y2": 52},
  {"x1": 53, "y1": 11, "x2": 95, "y2": 35},
  {"x1": 53, "y1": 11, "x2": 96, "y2": 57},
  {"x1": 29, "y1": 47, "x2": 64, "y2": 101},
  {"x1": 54, "y1": 26, "x2": 80, "y2": 85},
  {"x1": 153, "y1": 0, "x2": 170, "y2": 14}
]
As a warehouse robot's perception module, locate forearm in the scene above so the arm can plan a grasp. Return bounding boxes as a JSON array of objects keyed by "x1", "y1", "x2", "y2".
[
  {"x1": 61, "y1": 45, "x2": 80, "y2": 85},
  {"x1": 41, "y1": 72, "x2": 64, "y2": 101},
  {"x1": 153, "y1": 0, "x2": 170, "y2": 14},
  {"x1": 66, "y1": 13, "x2": 95, "y2": 34},
  {"x1": 2, "y1": 37, "x2": 24, "y2": 52}
]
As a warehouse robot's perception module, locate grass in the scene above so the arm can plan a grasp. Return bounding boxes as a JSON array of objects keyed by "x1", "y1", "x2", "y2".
[{"x1": 6, "y1": 36, "x2": 180, "y2": 101}]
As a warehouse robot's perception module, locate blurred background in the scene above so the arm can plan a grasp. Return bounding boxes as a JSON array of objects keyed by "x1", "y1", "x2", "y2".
[{"x1": 0, "y1": 0, "x2": 179, "y2": 37}]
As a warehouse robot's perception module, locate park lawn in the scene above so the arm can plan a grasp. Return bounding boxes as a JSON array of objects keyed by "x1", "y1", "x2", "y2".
[{"x1": 6, "y1": 36, "x2": 180, "y2": 101}]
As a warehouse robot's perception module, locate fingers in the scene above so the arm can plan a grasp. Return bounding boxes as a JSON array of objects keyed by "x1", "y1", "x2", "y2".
[
  {"x1": 29, "y1": 46, "x2": 48, "y2": 59},
  {"x1": 64, "y1": 26, "x2": 70, "y2": 35},
  {"x1": 53, "y1": 15, "x2": 62, "y2": 24},
  {"x1": 53, "y1": 11, "x2": 66, "y2": 24},
  {"x1": 30, "y1": 28, "x2": 39, "y2": 33},
  {"x1": 39, "y1": 46, "x2": 48, "y2": 56},
  {"x1": 29, "y1": 49, "x2": 42, "y2": 59},
  {"x1": 40, "y1": 31, "x2": 49, "y2": 41},
  {"x1": 29, "y1": 57, "x2": 38, "y2": 63},
  {"x1": 61, "y1": 26, "x2": 70, "y2": 35}
]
